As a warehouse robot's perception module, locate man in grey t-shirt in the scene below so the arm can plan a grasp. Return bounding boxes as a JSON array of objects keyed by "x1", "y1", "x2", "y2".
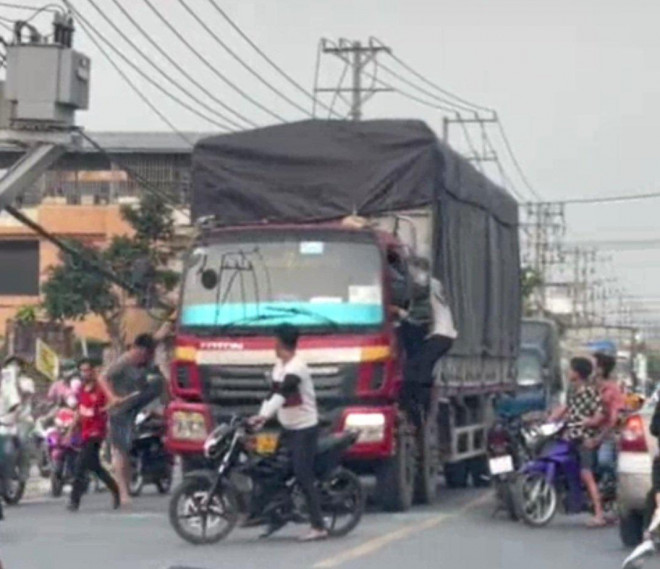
[{"x1": 100, "y1": 332, "x2": 166, "y2": 506}]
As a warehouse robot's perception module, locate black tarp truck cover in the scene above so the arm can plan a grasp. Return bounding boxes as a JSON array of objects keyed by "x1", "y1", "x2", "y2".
[{"x1": 191, "y1": 119, "x2": 521, "y2": 386}]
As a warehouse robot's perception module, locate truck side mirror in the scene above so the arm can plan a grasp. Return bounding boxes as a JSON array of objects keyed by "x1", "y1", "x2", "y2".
[{"x1": 201, "y1": 269, "x2": 218, "y2": 290}]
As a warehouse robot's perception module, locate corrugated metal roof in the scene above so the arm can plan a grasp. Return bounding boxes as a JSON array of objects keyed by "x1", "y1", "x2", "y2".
[{"x1": 0, "y1": 131, "x2": 213, "y2": 154}]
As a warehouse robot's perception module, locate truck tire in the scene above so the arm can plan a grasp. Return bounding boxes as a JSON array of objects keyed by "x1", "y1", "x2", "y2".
[
  {"x1": 444, "y1": 461, "x2": 469, "y2": 489},
  {"x1": 468, "y1": 456, "x2": 490, "y2": 488},
  {"x1": 377, "y1": 417, "x2": 416, "y2": 512},
  {"x1": 414, "y1": 418, "x2": 439, "y2": 504},
  {"x1": 619, "y1": 509, "x2": 644, "y2": 547}
]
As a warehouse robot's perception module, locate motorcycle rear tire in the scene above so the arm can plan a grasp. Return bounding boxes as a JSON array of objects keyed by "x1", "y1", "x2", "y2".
[
  {"x1": 322, "y1": 468, "x2": 364, "y2": 537},
  {"x1": 169, "y1": 477, "x2": 239, "y2": 545},
  {"x1": 3, "y1": 478, "x2": 25, "y2": 505}
]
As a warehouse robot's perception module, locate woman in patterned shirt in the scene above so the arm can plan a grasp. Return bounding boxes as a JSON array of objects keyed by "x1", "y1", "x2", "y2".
[{"x1": 549, "y1": 357, "x2": 607, "y2": 527}]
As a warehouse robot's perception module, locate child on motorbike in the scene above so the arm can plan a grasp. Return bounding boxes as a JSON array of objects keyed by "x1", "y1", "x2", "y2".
[{"x1": 549, "y1": 357, "x2": 607, "y2": 528}]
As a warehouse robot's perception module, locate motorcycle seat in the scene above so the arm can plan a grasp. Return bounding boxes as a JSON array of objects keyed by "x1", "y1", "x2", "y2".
[{"x1": 316, "y1": 432, "x2": 358, "y2": 456}]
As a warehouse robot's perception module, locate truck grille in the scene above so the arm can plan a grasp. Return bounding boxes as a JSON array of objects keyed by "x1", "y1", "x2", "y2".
[{"x1": 199, "y1": 364, "x2": 356, "y2": 410}]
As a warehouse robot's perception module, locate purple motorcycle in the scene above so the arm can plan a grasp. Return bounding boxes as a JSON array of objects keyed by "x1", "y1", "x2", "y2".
[{"x1": 512, "y1": 422, "x2": 617, "y2": 527}]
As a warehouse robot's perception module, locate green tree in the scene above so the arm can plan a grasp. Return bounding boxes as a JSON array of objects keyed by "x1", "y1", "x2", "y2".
[
  {"x1": 41, "y1": 193, "x2": 179, "y2": 354},
  {"x1": 521, "y1": 266, "x2": 543, "y2": 316}
]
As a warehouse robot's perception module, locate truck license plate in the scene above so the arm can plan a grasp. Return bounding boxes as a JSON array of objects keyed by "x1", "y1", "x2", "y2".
[
  {"x1": 489, "y1": 455, "x2": 514, "y2": 476},
  {"x1": 256, "y1": 433, "x2": 279, "y2": 455}
]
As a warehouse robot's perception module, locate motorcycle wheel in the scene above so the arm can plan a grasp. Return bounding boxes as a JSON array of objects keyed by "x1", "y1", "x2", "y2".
[
  {"x1": 513, "y1": 472, "x2": 557, "y2": 527},
  {"x1": 156, "y1": 465, "x2": 173, "y2": 495},
  {"x1": 168, "y1": 477, "x2": 239, "y2": 545},
  {"x1": 51, "y1": 471, "x2": 64, "y2": 498},
  {"x1": 321, "y1": 468, "x2": 364, "y2": 538},
  {"x1": 129, "y1": 456, "x2": 144, "y2": 497},
  {"x1": 3, "y1": 475, "x2": 25, "y2": 505}
]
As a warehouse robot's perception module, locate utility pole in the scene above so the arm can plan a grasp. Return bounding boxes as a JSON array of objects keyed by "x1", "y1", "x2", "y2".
[
  {"x1": 520, "y1": 202, "x2": 566, "y2": 315},
  {"x1": 314, "y1": 38, "x2": 392, "y2": 121}
]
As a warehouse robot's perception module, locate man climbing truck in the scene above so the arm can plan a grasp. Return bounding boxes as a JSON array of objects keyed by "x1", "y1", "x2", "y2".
[{"x1": 165, "y1": 120, "x2": 521, "y2": 511}]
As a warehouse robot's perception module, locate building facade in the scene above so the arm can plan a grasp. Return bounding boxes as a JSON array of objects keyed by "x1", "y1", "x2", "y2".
[{"x1": 0, "y1": 132, "x2": 206, "y2": 345}]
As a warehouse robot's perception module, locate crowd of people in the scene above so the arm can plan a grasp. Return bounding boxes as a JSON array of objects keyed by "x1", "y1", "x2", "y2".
[{"x1": 0, "y1": 324, "x2": 171, "y2": 519}]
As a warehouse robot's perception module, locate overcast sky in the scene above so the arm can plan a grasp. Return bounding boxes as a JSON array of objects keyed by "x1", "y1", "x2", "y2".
[{"x1": 7, "y1": 0, "x2": 660, "y2": 328}]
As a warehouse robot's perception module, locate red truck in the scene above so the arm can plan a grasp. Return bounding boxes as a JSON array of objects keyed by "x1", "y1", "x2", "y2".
[{"x1": 166, "y1": 120, "x2": 521, "y2": 511}]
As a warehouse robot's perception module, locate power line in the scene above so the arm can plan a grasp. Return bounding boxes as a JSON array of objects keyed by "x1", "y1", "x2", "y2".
[
  {"x1": 106, "y1": 0, "x2": 246, "y2": 130},
  {"x1": 142, "y1": 0, "x2": 281, "y2": 124},
  {"x1": 371, "y1": 36, "x2": 495, "y2": 115},
  {"x1": 176, "y1": 0, "x2": 311, "y2": 118},
  {"x1": 494, "y1": 120, "x2": 542, "y2": 201},
  {"x1": 531, "y1": 190, "x2": 660, "y2": 206},
  {"x1": 377, "y1": 60, "x2": 481, "y2": 116},
  {"x1": 0, "y1": 2, "x2": 61, "y2": 15},
  {"x1": 63, "y1": 2, "x2": 194, "y2": 146},
  {"x1": 85, "y1": 0, "x2": 243, "y2": 131},
  {"x1": 66, "y1": 2, "x2": 232, "y2": 131},
  {"x1": 206, "y1": 0, "x2": 343, "y2": 119}
]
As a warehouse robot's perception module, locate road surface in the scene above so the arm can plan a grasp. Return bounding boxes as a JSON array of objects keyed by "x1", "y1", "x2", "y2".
[{"x1": 1, "y1": 484, "x2": 628, "y2": 569}]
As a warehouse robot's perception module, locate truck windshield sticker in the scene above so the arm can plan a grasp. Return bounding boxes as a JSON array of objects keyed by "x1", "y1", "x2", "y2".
[
  {"x1": 348, "y1": 285, "x2": 382, "y2": 305},
  {"x1": 299, "y1": 241, "x2": 324, "y2": 255}
]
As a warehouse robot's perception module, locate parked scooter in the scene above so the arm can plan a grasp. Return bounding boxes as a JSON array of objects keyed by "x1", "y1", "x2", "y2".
[
  {"x1": 129, "y1": 409, "x2": 173, "y2": 496},
  {"x1": 169, "y1": 416, "x2": 363, "y2": 545},
  {"x1": 512, "y1": 421, "x2": 617, "y2": 527}
]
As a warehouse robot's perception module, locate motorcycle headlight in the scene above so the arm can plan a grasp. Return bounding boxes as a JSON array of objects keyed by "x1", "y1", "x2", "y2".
[
  {"x1": 344, "y1": 412, "x2": 386, "y2": 444},
  {"x1": 171, "y1": 411, "x2": 208, "y2": 442}
]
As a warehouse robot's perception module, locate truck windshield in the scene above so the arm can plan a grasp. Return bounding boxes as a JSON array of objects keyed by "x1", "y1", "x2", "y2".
[
  {"x1": 179, "y1": 231, "x2": 384, "y2": 335},
  {"x1": 517, "y1": 351, "x2": 543, "y2": 387}
]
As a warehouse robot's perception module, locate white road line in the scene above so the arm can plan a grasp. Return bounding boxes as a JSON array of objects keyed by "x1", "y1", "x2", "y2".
[{"x1": 313, "y1": 491, "x2": 492, "y2": 569}]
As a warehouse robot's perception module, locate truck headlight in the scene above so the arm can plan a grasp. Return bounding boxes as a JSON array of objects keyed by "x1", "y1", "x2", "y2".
[
  {"x1": 344, "y1": 412, "x2": 386, "y2": 443},
  {"x1": 171, "y1": 411, "x2": 208, "y2": 441}
]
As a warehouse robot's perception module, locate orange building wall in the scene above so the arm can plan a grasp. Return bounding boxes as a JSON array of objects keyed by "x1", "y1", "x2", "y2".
[{"x1": 0, "y1": 204, "x2": 150, "y2": 344}]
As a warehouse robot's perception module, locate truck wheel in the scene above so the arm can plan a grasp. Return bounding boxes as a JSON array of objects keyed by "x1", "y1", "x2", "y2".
[
  {"x1": 377, "y1": 417, "x2": 416, "y2": 512},
  {"x1": 414, "y1": 419, "x2": 439, "y2": 504},
  {"x1": 468, "y1": 456, "x2": 490, "y2": 488},
  {"x1": 444, "y1": 461, "x2": 468, "y2": 489}
]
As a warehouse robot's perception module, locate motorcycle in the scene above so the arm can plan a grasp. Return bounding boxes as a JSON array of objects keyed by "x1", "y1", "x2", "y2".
[
  {"x1": 487, "y1": 414, "x2": 531, "y2": 520},
  {"x1": 129, "y1": 409, "x2": 173, "y2": 496},
  {"x1": 33, "y1": 418, "x2": 52, "y2": 479},
  {"x1": 512, "y1": 421, "x2": 617, "y2": 527},
  {"x1": 168, "y1": 417, "x2": 364, "y2": 545},
  {"x1": 47, "y1": 407, "x2": 85, "y2": 497}
]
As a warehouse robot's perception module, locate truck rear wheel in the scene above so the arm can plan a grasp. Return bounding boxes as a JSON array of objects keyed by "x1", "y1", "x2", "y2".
[
  {"x1": 377, "y1": 417, "x2": 416, "y2": 512},
  {"x1": 414, "y1": 418, "x2": 439, "y2": 504},
  {"x1": 444, "y1": 461, "x2": 469, "y2": 488}
]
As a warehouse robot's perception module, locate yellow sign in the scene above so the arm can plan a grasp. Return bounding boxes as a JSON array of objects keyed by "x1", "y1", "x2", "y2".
[{"x1": 36, "y1": 339, "x2": 59, "y2": 382}]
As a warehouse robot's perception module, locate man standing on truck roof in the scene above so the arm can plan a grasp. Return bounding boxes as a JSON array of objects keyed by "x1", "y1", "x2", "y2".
[
  {"x1": 249, "y1": 324, "x2": 327, "y2": 542},
  {"x1": 397, "y1": 257, "x2": 457, "y2": 425}
]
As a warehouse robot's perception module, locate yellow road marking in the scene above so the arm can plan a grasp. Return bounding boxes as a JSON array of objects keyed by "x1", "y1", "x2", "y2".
[{"x1": 313, "y1": 491, "x2": 492, "y2": 569}]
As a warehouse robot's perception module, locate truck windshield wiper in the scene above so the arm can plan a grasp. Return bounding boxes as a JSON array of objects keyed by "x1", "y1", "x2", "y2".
[
  {"x1": 219, "y1": 312, "x2": 283, "y2": 332},
  {"x1": 263, "y1": 306, "x2": 340, "y2": 330}
]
